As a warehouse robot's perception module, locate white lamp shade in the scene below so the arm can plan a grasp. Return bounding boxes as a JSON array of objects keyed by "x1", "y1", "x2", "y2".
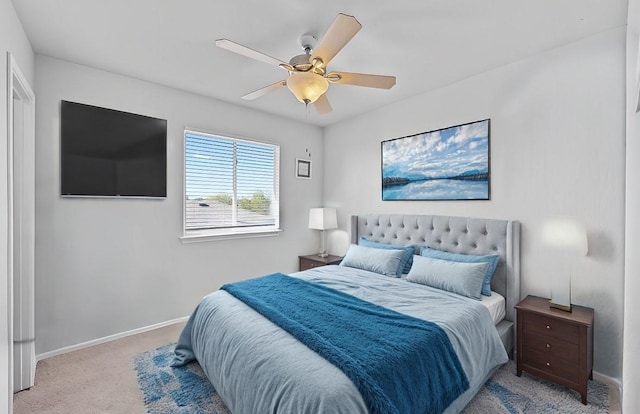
[
  {"x1": 542, "y1": 216, "x2": 587, "y2": 312},
  {"x1": 308, "y1": 208, "x2": 337, "y2": 230},
  {"x1": 541, "y1": 217, "x2": 588, "y2": 256}
]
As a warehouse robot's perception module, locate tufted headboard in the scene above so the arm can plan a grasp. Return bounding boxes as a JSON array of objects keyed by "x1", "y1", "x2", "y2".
[{"x1": 350, "y1": 214, "x2": 521, "y2": 352}]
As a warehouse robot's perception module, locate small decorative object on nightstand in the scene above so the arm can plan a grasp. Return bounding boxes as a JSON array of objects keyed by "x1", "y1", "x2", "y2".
[
  {"x1": 298, "y1": 254, "x2": 342, "y2": 271},
  {"x1": 516, "y1": 295, "x2": 594, "y2": 405}
]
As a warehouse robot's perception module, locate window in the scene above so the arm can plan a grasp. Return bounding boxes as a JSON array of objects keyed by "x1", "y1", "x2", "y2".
[{"x1": 183, "y1": 129, "x2": 280, "y2": 241}]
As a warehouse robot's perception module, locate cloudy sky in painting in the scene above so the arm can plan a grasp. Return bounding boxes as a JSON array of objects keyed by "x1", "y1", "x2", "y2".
[{"x1": 382, "y1": 119, "x2": 489, "y2": 179}]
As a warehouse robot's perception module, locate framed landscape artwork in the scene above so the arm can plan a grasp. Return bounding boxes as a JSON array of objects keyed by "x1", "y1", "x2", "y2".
[{"x1": 381, "y1": 119, "x2": 490, "y2": 200}]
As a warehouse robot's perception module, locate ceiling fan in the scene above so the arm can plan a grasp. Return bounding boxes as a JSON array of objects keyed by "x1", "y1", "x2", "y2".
[{"x1": 216, "y1": 13, "x2": 396, "y2": 114}]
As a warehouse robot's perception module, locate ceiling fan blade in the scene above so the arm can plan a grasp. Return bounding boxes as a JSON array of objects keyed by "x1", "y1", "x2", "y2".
[
  {"x1": 241, "y1": 80, "x2": 287, "y2": 100},
  {"x1": 216, "y1": 39, "x2": 288, "y2": 68},
  {"x1": 326, "y1": 71, "x2": 396, "y2": 89},
  {"x1": 313, "y1": 94, "x2": 332, "y2": 114},
  {"x1": 310, "y1": 14, "x2": 362, "y2": 66}
]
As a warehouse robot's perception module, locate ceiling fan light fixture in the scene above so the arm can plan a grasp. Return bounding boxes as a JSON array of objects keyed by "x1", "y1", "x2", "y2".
[{"x1": 286, "y1": 72, "x2": 329, "y2": 104}]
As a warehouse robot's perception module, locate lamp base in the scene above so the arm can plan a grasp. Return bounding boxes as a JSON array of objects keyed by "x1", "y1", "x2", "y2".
[
  {"x1": 549, "y1": 300, "x2": 572, "y2": 312},
  {"x1": 317, "y1": 252, "x2": 329, "y2": 258}
]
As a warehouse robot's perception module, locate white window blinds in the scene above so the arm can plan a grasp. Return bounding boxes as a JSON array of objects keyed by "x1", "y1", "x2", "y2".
[{"x1": 184, "y1": 130, "x2": 280, "y2": 233}]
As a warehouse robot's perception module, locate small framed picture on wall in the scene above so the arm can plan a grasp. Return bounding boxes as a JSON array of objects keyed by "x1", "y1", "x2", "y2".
[{"x1": 296, "y1": 158, "x2": 312, "y2": 179}]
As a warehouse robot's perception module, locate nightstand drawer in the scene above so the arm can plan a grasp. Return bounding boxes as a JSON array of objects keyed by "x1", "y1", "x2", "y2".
[
  {"x1": 300, "y1": 258, "x2": 322, "y2": 271},
  {"x1": 521, "y1": 346, "x2": 580, "y2": 384},
  {"x1": 522, "y1": 312, "x2": 579, "y2": 344},
  {"x1": 522, "y1": 330, "x2": 579, "y2": 364}
]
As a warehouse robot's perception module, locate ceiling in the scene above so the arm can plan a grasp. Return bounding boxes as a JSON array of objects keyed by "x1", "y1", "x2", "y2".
[{"x1": 11, "y1": 0, "x2": 628, "y2": 127}]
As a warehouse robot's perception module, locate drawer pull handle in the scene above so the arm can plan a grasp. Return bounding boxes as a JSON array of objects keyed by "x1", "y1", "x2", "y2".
[
  {"x1": 546, "y1": 362, "x2": 550, "y2": 367},
  {"x1": 546, "y1": 343, "x2": 551, "y2": 348},
  {"x1": 546, "y1": 325, "x2": 550, "y2": 329}
]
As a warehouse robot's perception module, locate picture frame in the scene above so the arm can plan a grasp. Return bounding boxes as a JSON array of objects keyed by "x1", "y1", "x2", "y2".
[
  {"x1": 381, "y1": 119, "x2": 490, "y2": 200},
  {"x1": 296, "y1": 158, "x2": 312, "y2": 179}
]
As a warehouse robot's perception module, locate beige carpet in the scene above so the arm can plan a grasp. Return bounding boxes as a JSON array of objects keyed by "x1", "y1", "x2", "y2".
[
  {"x1": 13, "y1": 321, "x2": 622, "y2": 413},
  {"x1": 13, "y1": 323, "x2": 185, "y2": 414}
]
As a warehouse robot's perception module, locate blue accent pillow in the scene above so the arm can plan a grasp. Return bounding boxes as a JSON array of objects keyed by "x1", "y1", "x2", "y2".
[
  {"x1": 407, "y1": 255, "x2": 489, "y2": 300},
  {"x1": 420, "y1": 246, "x2": 499, "y2": 296},
  {"x1": 358, "y1": 237, "x2": 416, "y2": 277},
  {"x1": 340, "y1": 244, "x2": 405, "y2": 277}
]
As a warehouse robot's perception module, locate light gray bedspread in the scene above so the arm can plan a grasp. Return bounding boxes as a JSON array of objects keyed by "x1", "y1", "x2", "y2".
[{"x1": 175, "y1": 265, "x2": 508, "y2": 414}]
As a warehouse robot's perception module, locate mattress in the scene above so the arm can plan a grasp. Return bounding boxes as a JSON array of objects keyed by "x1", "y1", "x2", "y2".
[{"x1": 481, "y1": 290, "x2": 506, "y2": 325}]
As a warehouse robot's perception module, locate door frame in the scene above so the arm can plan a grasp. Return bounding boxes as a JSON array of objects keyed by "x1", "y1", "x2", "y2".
[{"x1": 7, "y1": 51, "x2": 36, "y2": 403}]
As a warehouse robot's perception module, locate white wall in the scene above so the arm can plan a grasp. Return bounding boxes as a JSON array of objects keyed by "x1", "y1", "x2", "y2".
[
  {"x1": 324, "y1": 28, "x2": 626, "y2": 380},
  {"x1": 624, "y1": 0, "x2": 640, "y2": 410},
  {"x1": 34, "y1": 55, "x2": 324, "y2": 355}
]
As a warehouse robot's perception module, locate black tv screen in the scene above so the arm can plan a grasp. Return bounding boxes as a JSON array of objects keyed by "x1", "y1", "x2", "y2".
[{"x1": 61, "y1": 101, "x2": 167, "y2": 198}]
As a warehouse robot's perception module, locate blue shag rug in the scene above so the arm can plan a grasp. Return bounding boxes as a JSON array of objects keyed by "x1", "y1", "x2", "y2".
[
  {"x1": 134, "y1": 344, "x2": 228, "y2": 413},
  {"x1": 135, "y1": 344, "x2": 610, "y2": 413}
]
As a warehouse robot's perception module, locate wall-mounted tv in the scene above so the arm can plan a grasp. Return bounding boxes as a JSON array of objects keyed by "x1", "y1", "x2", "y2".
[{"x1": 61, "y1": 100, "x2": 167, "y2": 198}]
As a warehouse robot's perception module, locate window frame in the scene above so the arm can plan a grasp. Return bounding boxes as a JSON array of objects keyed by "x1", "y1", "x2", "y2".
[{"x1": 180, "y1": 128, "x2": 282, "y2": 243}]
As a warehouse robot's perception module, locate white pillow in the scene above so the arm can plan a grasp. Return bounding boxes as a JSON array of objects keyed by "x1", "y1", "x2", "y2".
[
  {"x1": 406, "y1": 255, "x2": 489, "y2": 300},
  {"x1": 340, "y1": 244, "x2": 405, "y2": 277}
]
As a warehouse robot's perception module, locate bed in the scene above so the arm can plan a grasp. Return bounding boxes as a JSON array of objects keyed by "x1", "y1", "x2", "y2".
[{"x1": 173, "y1": 214, "x2": 521, "y2": 414}]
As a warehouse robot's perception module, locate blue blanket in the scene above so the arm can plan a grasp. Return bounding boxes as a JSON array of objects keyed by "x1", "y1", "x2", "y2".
[{"x1": 221, "y1": 273, "x2": 469, "y2": 414}]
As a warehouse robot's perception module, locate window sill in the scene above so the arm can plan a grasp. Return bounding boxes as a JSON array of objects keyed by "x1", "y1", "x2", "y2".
[{"x1": 180, "y1": 227, "x2": 283, "y2": 243}]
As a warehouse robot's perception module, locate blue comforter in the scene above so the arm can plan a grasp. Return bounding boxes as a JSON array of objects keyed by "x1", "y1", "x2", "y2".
[
  {"x1": 173, "y1": 265, "x2": 508, "y2": 414},
  {"x1": 221, "y1": 273, "x2": 469, "y2": 414}
]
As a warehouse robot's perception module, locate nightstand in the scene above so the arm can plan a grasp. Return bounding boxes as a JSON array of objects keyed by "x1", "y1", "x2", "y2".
[
  {"x1": 515, "y1": 295, "x2": 594, "y2": 405},
  {"x1": 298, "y1": 254, "x2": 342, "y2": 271}
]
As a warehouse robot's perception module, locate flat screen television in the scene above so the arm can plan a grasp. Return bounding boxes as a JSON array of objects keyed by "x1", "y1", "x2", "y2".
[{"x1": 61, "y1": 101, "x2": 167, "y2": 198}]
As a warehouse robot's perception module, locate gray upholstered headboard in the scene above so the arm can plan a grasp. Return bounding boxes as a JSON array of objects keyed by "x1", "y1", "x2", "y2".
[{"x1": 350, "y1": 214, "x2": 521, "y2": 326}]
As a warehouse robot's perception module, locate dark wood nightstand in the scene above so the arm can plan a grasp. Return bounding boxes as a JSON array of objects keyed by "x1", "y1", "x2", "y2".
[
  {"x1": 515, "y1": 295, "x2": 594, "y2": 405},
  {"x1": 298, "y1": 254, "x2": 342, "y2": 271}
]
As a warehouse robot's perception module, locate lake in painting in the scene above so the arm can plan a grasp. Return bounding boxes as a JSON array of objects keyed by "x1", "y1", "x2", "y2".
[
  {"x1": 382, "y1": 119, "x2": 490, "y2": 200},
  {"x1": 382, "y1": 179, "x2": 489, "y2": 200}
]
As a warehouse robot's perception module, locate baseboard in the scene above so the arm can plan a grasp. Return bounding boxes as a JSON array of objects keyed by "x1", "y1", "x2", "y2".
[
  {"x1": 35, "y1": 316, "x2": 189, "y2": 361},
  {"x1": 593, "y1": 370, "x2": 622, "y2": 404},
  {"x1": 593, "y1": 370, "x2": 621, "y2": 387}
]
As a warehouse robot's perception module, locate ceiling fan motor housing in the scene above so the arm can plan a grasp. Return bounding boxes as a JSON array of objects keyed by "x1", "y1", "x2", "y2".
[{"x1": 289, "y1": 54, "x2": 313, "y2": 71}]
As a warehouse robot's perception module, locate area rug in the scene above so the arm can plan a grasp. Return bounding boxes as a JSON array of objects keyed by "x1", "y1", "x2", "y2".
[{"x1": 135, "y1": 343, "x2": 610, "y2": 413}]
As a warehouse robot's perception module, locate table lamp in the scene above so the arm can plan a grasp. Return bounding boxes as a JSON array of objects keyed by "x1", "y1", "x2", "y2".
[
  {"x1": 542, "y1": 217, "x2": 588, "y2": 312},
  {"x1": 308, "y1": 208, "x2": 337, "y2": 258}
]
